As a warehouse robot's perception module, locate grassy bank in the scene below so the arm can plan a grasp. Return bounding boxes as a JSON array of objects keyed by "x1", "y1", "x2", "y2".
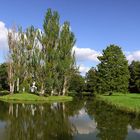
[
  {"x1": 0, "y1": 93, "x2": 73, "y2": 102},
  {"x1": 97, "y1": 93, "x2": 140, "y2": 114}
]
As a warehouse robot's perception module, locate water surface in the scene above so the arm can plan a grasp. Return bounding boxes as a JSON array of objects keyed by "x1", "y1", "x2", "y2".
[{"x1": 0, "y1": 99, "x2": 140, "y2": 140}]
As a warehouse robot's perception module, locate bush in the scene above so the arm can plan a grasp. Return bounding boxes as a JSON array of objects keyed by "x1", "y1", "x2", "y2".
[
  {"x1": 67, "y1": 91, "x2": 78, "y2": 97},
  {"x1": 108, "y1": 91, "x2": 113, "y2": 96},
  {"x1": 0, "y1": 90, "x2": 10, "y2": 96},
  {"x1": 82, "y1": 92, "x2": 96, "y2": 97}
]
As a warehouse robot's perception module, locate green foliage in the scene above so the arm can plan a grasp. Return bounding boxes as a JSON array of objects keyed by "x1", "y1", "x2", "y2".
[
  {"x1": 41, "y1": 9, "x2": 76, "y2": 95},
  {"x1": 85, "y1": 67, "x2": 98, "y2": 93},
  {"x1": 86, "y1": 100, "x2": 130, "y2": 140},
  {"x1": 0, "y1": 63, "x2": 9, "y2": 90},
  {"x1": 57, "y1": 22, "x2": 76, "y2": 95},
  {"x1": 129, "y1": 61, "x2": 140, "y2": 93},
  {"x1": 19, "y1": 80, "x2": 30, "y2": 92},
  {"x1": 0, "y1": 90, "x2": 10, "y2": 95},
  {"x1": 69, "y1": 73, "x2": 85, "y2": 94},
  {"x1": 42, "y1": 8, "x2": 60, "y2": 94},
  {"x1": 97, "y1": 45, "x2": 130, "y2": 94},
  {"x1": 6, "y1": 9, "x2": 76, "y2": 96}
]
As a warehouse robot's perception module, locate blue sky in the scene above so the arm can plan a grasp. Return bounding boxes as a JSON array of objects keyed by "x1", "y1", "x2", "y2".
[{"x1": 0, "y1": 0, "x2": 140, "y2": 74}]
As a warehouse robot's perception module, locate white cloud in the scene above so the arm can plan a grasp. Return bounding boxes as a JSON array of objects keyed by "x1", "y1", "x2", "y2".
[
  {"x1": 0, "y1": 21, "x2": 8, "y2": 50},
  {"x1": 70, "y1": 108, "x2": 97, "y2": 134},
  {"x1": 126, "y1": 51, "x2": 140, "y2": 63},
  {"x1": 72, "y1": 46, "x2": 100, "y2": 75},
  {"x1": 0, "y1": 21, "x2": 8, "y2": 62},
  {"x1": 73, "y1": 46, "x2": 140, "y2": 64},
  {"x1": 74, "y1": 46, "x2": 140, "y2": 75},
  {"x1": 79, "y1": 64, "x2": 90, "y2": 75},
  {"x1": 73, "y1": 46, "x2": 101, "y2": 62},
  {"x1": 128, "y1": 125, "x2": 140, "y2": 135}
]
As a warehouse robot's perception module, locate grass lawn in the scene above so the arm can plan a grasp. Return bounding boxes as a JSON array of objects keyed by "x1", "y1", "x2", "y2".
[
  {"x1": 97, "y1": 93, "x2": 140, "y2": 114},
  {"x1": 0, "y1": 92, "x2": 73, "y2": 103}
]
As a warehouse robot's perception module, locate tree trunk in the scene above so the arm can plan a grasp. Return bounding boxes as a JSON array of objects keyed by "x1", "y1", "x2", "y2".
[
  {"x1": 10, "y1": 82, "x2": 14, "y2": 94},
  {"x1": 58, "y1": 91, "x2": 61, "y2": 96},
  {"x1": 16, "y1": 78, "x2": 19, "y2": 92},
  {"x1": 9, "y1": 61, "x2": 14, "y2": 94},
  {"x1": 51, "y1": 89, "x2": 54, "y2": 96},
  {"x1": 12, "y1": 83, "x2": 15, "y2": 93},
  {"x1": 40, "y1": 84, "x2": 45, "y2": 96},
  {"x1": 10, "y1": 83, "x2": 12, "y2": 93},
  {"x1": 62, "y1": 77, "x2": 67, "y2": 96}
]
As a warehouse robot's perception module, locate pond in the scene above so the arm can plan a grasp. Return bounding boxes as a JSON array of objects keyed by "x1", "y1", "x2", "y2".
[{"x1": 0, "y1": 98, "x2": 140, "y2": 140}]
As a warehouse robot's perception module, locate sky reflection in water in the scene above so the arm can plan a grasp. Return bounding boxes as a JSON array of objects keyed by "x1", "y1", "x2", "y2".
[{"x1": 0, "y1": 99, "x2": 140, "y2": 140}]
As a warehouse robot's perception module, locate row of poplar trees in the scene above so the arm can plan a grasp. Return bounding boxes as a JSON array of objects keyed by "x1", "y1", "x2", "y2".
[{"x1": 7, "y1": 9, "x2": 76, "y2": 95}]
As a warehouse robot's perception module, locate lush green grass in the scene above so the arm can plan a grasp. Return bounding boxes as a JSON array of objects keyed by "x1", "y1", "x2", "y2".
[
  {"x1": 0, "y1": 92, "x2": 73, "y2": 102},
  {"x1": 97, "y1": 93, "x2": 140, "y2": 113}
]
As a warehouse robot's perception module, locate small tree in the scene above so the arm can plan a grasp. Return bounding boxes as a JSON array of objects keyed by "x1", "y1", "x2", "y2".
[
  {"x1": 129, "y1": 61, "x2": 140, "y2": 93},
  {"x1": 0, "y1": 63, "x2": 9, "y2": 90},
  {"x1": 69, "y1": 72, "x2": 85, "y2": 94},
  {"x1": 86, "y1": 67, "x2": 98, "y2": 93}
]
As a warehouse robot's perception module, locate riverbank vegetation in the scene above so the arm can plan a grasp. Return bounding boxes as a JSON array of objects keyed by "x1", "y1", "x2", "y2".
[
  {"x1": 97, "y1": 93, "x2": 140, "y2": 113},
  {"x1": 0, "y1": 93, "x2": 73, "y2": 102},
  {"x1": 1, "y1": 41, "x2": 140, "y2": 98}
]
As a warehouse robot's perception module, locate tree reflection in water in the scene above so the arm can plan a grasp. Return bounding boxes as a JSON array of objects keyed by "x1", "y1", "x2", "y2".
[
  {"x1": 0, "y1": 99, "x2": 140, "y2": 140},
  {"x1": 86, "y1": 99, "x2": 140, "y2": 140},
  {"x1": 5, "y1": 102, "x2": 76, "y2": 140}
]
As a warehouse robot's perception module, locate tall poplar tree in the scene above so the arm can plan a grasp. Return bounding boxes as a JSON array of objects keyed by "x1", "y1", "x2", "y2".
[
  {"x1": 58, "y1": 22, "x2": 76, "y2": 95},
  {"x1": 42, "y1": 9, "x2": 60, "y2": 95},
  {"x1": 41, "y1": 9, "x2": 76, "y2": 95},
  {"x1": 7, "y1": 28, "x2": 18, "y2": 94},
  {"x1": 24, "y1": 26, "x2": 38, "y2": 88}
]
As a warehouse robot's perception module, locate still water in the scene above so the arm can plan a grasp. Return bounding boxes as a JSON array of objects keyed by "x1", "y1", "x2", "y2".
[{"x1": 0, "y1": 98, "x2": 140, "y2": 140}]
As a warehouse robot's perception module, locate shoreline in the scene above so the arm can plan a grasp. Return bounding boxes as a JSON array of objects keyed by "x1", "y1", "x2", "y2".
[
  {"x1": 0, "y1": 93, "x2": 73, "y2": 103},
  {"x1": 97, "y1": 93, "x2": 140, "y2": 114}
]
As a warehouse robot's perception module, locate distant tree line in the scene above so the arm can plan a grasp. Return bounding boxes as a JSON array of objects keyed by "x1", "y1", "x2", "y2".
[
  {"x1": 1, "y1": 44, "x2": 140, "y2": 95},
  {"x1": 1, "y1": 41, "x2": 140, "y2": 95},
  {"x1": 69, "y1": 45, "x2": 140, "y2": 95}
]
